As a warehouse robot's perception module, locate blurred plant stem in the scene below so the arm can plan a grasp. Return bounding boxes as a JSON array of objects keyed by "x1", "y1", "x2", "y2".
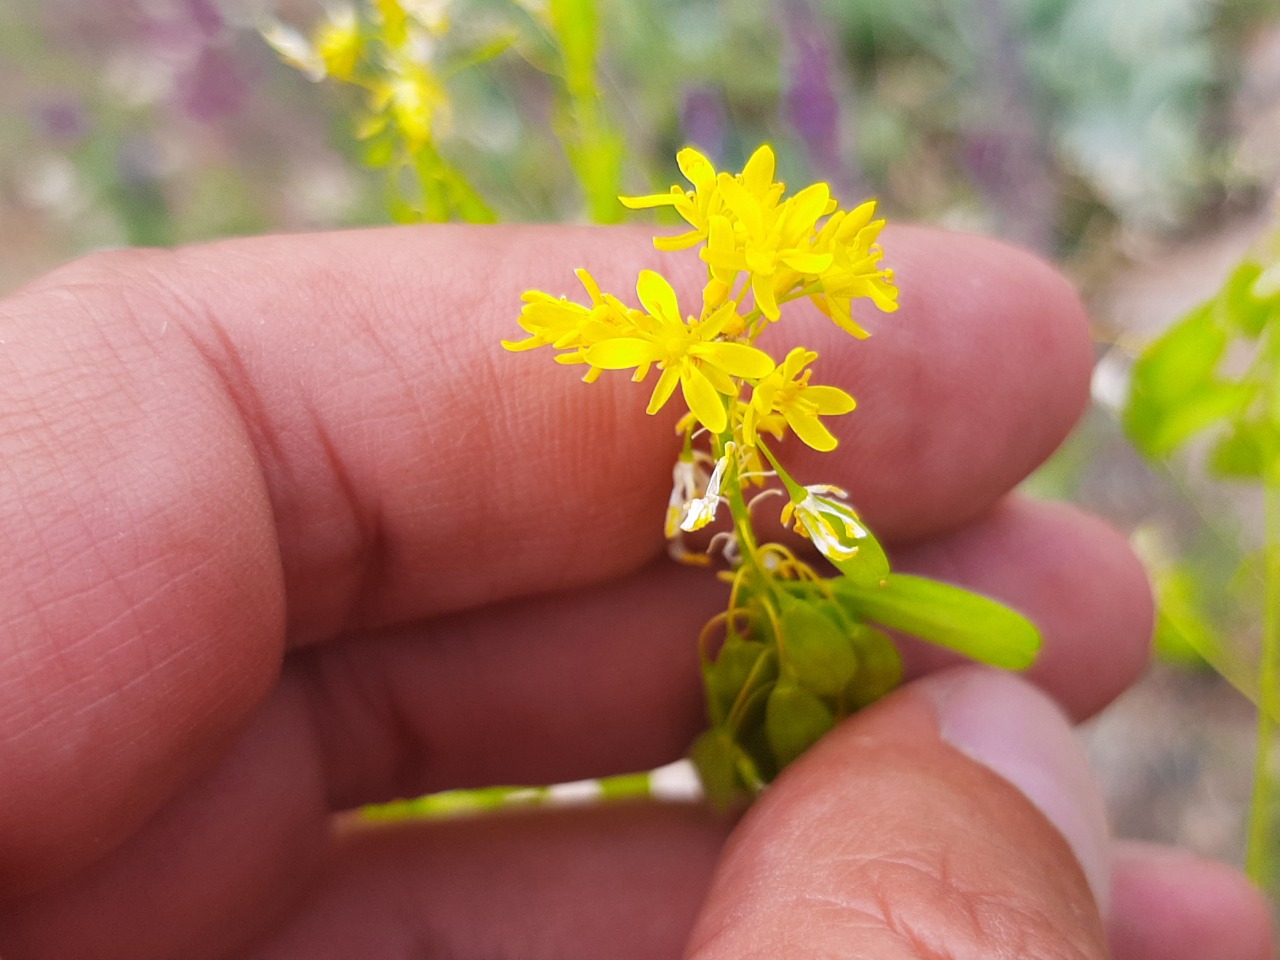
[
  {"x1": 1125, "y1": 232, "x2": 1280, "y2": 900},
  {"x1": 545, "y1": 0, "x2": 624, "y2": 223}
]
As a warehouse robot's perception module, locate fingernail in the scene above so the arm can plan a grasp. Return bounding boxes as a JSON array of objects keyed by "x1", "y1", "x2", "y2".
[{"x1": 917, "y1": 666, "x2": 1111, "y2": 914}]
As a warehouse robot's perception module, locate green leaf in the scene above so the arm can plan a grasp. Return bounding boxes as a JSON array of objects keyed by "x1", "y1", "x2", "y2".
[
  {"x1": 1209, "y1": 421, "x2": 1274, "y2": 479},
  {"x1": 1219, "y1": 261, "x2": 1272, "y2": 338},
  {"x1": 1130, "y1": 303, "x2": 1226, "y2": 405},
  {"x1": 1150, "y1": 564, "x2": 1216, "y2": 669},
  {"x1": 1126, "y1": 378, "x2": 1254, "y2": 459},
  {"x1": 765, "y1": 681, "x2": 834, "y2": 768},
  {"x1": 776, "y1": 595, "x2": 859, "y2": 697},
  {"x1": 831, "y1": 574, "x2": 1041, "y2": 669}
]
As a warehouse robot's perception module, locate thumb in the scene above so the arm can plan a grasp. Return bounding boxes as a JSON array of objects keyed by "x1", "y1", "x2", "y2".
[{"x1": 686, "y1": 667, "x2": 1110, "y2": 959}]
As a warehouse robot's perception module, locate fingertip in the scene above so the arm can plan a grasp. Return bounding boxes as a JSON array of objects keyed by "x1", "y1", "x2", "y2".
[
  {"x1": 1109, "y1": 841, "x2": 1275, "y2": 960},
  {"x1": 687, "y1": 668, "x2": 1110, "y2": 959}
]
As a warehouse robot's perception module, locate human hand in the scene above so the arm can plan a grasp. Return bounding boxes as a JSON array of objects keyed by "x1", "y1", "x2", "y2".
[{"x1": 0, "y1": 226, "x2": 1269, "y2": 958}]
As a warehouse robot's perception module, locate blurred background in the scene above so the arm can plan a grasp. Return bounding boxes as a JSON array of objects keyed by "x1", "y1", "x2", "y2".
[{"x1": 4, "y1": 0, "x2": 1280, "y2": 885}]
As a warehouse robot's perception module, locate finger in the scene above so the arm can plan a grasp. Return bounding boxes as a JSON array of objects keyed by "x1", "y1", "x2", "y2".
[
  {"x1": 0, "y1": 224, "x2": 1090, "y2": 890},
  {"x1": 893, "y1": 496, "x2": 1153, "y2": 721},
  {"x1": 247, "y1": 805, "x2": 729, "y2": 960},
  {"x1": 1107, "y1": 841, "x2": 1274, "y2": 960},
  {"x1": 685, "y1": 667, "x2": 1112, "y2": 959},
  {"x1": 0, "y1": 674, "x2": 728, "y2": 960},
  {"x1": 0, "y1": 489, "x2": 1147, "y2": 951},
  {"x1": 9, "y1": 224, "x2": 1090, "y2": 640},
  {"x1": 301, "y1": 495, "x2": 1148, "y2": 808},
  {"x1": 0, "y1": 680, "x2": 327, "y2": 960}
]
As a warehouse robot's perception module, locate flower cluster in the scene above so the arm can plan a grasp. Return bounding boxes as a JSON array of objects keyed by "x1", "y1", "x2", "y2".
[
  {"x1": 262, "y1": 0, "x2": 495, "y2": 222},
  {"x1": 507, "y1": 146, "x2": 892, "y2": 426},
  {"x1": 506, "y1": 144, "x2": 896, "y2": 570},
  {"x1": 506, "y1": 146, "x2": 1040, "y2": 805},
  {"x1": 503, "y1": 146, "x2": 903, "y2": 800},
  {"x1": 263, "y1": 0, "x2": 453, "y2": 150}
]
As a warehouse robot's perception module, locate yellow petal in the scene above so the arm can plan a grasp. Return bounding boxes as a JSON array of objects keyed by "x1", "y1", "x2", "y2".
[
  {"x1": 780, "y1": 251, "x2": 833, "y2": 273},
  {"x1": 619, "y1": 189, "x2": 681, "y2": 209},
  {"x1": 636, "y1": 270, "x2": 681, "y2": 323},
  {"x1": 803, "y1": 384, "x2": 857, "y2": 415},
  {"x1": 698, "y1": 361, "x2": 737, "y2": 397},
  {"x1": 654, "y1": 231, "x2": 704, "y2": 251},
  {"x1": 574, "y1": 268, "x2": 603, "y2": 303},
  {"x1": 788, "y1": 183, "x2": 831, "y2": 230},
  {"x1": 752, "y1": 271, "x2": 780, "y2": 321},
  {"x1": 677, "y1": 147, "x2": 717, "y2": 188},
  {"x1": 690, "y1": 340, "x2": 776, "y2": 379},
  {"x1": 783, "y1": 408, "x2": 839, "y2": 452},
  {"x1": 647, "y1": 365, "x2": 681, "y2": 415},
  {"x1": 681, "y1": 366, "x2": 727, "y2": 433},
  {"x1": 741, "y1": 144, "x2": 776, "y2": 195},
  {"x1": 585, "y1": 337, "x2": 662, "y2": 369}
]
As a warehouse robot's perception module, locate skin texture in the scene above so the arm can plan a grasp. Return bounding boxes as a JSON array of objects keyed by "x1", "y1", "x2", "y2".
[{"x1": 0, "y1": 225, "x2": 1269, "y2": 959}]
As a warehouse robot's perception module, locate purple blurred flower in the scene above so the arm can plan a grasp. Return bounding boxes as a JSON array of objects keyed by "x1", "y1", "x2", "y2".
[
  {"x1": 785, "y1": 29, "x2": 840, "y2": 163},
  {"x1": 183, "y1": 0, "x2": 224, "y2": 39},
  {"x1": 681, "y1": 86, "x2": 728, "y2": 160},
  {"x1": 33, "y1": 99, "x2": 88, "y2": 146},
  {"x1": 178, "y1": 47, "x2": 249, "y2": 123}
]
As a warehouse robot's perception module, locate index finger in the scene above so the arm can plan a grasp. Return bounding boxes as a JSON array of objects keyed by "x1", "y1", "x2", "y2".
[{"x1": 13, "y1": 223, "x2": 1090, "y2": 634}]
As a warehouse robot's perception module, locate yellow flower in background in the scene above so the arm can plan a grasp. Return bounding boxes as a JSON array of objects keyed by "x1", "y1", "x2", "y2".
[
  {"x1": 368, "y1": 54, "x2": 451, "y2": 149},
  {"x1": 744, "y1": 347, "x2": 856, "y2": 452},
  {"x1": 583, "y1": 271, "x2": 775, "y2": 433},
  {"x1": 315, "y1": 6, "x2": 363, "y2": 81}
]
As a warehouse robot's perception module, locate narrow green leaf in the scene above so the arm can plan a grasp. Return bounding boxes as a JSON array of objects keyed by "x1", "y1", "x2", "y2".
[{"x1": 832, "y1": 574, "x2": 1041, "y2": 669}]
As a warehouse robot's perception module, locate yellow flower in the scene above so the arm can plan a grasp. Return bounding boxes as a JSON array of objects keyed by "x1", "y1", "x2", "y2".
[
  {"x1": 315, "y1": 6, "x2": 363, "y2": 81},
  {"x1": 744, "y1": 347, "x2": 856, "y2": 451},
  {"x1": 503, "y1": 269, "x2": 638, "y2": 383},
  {"x1": 583, "y1": 271, "x2": 775, "y2": 433},
  {"x1": 679, "y1": 444, "x2": 734, "y2": 533},
  {"x1": 810, "y1": 201, "x2": 898, "y2": 338},
  {"x1": 665, "y1": 452, "x2": 713, "y2": 539},
  {"x1": 619, "y1": 147, "x2": 725, "y2": 251},
  {"x1": 369, "y1": 55, "x2": 450, "y2": 149},
  {"x1": 701, "y1": 148, "x2": 836, "y2": 320},
  {"x1": 781, "y1": 484, "x2": 869, "y2": 563}
]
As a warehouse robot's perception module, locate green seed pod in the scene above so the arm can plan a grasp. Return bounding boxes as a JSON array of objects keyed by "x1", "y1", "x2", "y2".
[
  {"x1": 777, "y1": 594, "x2": 859, "y2": 697},
  {"x1": 766, "y1": 680, "x2": 835, "y2": 768},
  {"x1": 844, "y1": 624, "x2": 903, "y2": 709}
]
